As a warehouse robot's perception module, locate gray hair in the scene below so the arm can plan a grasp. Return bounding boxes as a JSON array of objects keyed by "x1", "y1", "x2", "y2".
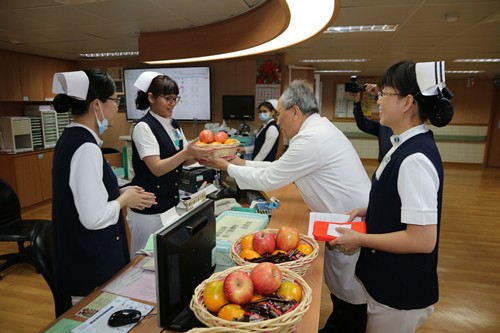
[{"x1": 281, "y1": 80, "x2": 319, "y2": 115}]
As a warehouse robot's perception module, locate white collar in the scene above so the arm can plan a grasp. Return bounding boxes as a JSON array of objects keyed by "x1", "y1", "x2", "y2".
[
  {"x1": 290, "y1": 113, "x2": 319, "y2": 143},
  {"x1": 390, "y1": 124, "x2": 429, "y2": 147},
  {"x1": 376, "y1": 124, "x2": 429, "y2": 180},
  {"x1": 150, "y1": 111, "x2": 173, "y2": 127},
  {"x1": 68, "y1": 122, "x2": 103, "y2": 147}
]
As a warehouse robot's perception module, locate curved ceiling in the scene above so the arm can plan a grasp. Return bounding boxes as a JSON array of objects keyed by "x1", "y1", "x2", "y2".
[{"x1": 0, "y1": 0, "x2": 498, "y2": 77}]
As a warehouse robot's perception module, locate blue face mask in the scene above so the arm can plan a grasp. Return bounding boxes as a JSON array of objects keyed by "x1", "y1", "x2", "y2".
[
  {"x1": 259, "y1": 112, "x2": 271, "y2": 122},
  {"x1": 95, "y1": 102, "x2": 109, "y2": 134}
]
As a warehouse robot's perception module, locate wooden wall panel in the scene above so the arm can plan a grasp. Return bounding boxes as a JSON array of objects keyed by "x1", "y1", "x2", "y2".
[
  {"x1": 18, "y1": 54, "x2": 45, "y2": 101},
  {"x1": 0, "y1": 52, "x2": 495, "y2": 153},
  {"x1": 0, "y1": 50, "x2": 22, "y2": 101},
  {"x1": 320, "y1": 75, "x2": 493, "y2": 125},
  {"x1": 484, "y1": 84, "x2": 500, "y2": 167}
]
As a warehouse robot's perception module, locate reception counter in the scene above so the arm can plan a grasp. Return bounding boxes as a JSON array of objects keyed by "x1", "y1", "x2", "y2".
[{"x1": 42, "y1": 183, "x2": 324, "y2": 332}]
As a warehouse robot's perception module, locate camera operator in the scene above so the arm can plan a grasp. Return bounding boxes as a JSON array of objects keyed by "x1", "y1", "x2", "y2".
[{"x1": 346, "y1": 78, "x2": 393, "y2": 162}]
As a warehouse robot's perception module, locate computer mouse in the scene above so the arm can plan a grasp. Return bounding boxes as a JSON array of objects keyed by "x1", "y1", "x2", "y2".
[{"x1": 107, "y1": 309, "x2": 142, "y2": 327}]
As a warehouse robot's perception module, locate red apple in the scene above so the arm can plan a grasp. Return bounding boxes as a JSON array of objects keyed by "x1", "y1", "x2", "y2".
[
  {"x1": 223, "y1": 271, "x2": 254, "y2": 305},
  {"x1": 252, "y1": 230, "x2": 276, "y2": 255},
  {"x1": 276, "y1": 226, "x2": 300, "y2": 251},
  {"x1": 199, "y1": 129, "x2": 214, "y2": 143},
  {"x1": 214, "y1": 131, "x2": 228, "y2": 143},
  {"x1": 250, "y1": 262, "x2": 283, "y2": 296}
]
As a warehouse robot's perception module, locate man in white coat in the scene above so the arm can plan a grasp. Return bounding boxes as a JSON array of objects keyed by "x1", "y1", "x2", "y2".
[{"x1": 203, "y1": 80, "x2": 371, "y2": 333}]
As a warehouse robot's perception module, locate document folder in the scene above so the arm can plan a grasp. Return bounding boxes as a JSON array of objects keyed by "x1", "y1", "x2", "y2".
[{"x1": 313, "y1": 221, "x2": 367, "y2": 241}]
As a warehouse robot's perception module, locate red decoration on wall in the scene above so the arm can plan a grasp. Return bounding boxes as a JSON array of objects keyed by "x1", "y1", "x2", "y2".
[{"x1": 256, "y1": 59, "x2": 282, "y2": 84}]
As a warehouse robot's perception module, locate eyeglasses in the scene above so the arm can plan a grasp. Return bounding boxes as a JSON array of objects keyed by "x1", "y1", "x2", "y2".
[
  {"x1": 377, "y1": 91, "x2": 400, "y2": 98},
  {"x1": 107, "y1": 97, "x2": 121, "y2": 106},
  {"x1": 159, "y1": 95, "x2": 181, "y2": 104}
]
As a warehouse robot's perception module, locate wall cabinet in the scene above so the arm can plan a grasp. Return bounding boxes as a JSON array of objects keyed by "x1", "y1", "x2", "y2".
[
  {"x1": 42, "y1": 57, "x2": 79, "y2": 100},
  {"x1": 0, "y1": 51, "x2": 22, "y2": 101},
  {"x1": 0, "y1": 149, "x2": 54, "y2": 207},
  {"x1": 18, "y1": 54, "x2": 45, "y2": 101},
  {"x1": 0, "y1": 50, "x2": 77, "y2": 102}
]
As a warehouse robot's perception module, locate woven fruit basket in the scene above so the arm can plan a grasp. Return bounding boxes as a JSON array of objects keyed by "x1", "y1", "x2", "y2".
[
  {"x1": 230, "y1": 228, "x2": 319, "y2": 277},
  {"x1": 190, "y1": 265, "x2": 312, "y2": 333},
  {"x1": 195, "y1": 139, "x2": 240, "y2": 160},
  {"x1": 186, "y1": 328, "x2": 249, "y2": 333}
]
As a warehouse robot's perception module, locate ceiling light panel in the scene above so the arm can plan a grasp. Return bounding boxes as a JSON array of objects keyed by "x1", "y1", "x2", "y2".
[
  {"x1": 314, "y1": 69, "x2": 362, "y2": 74},
  {"x1": 453, "y1": 58, "x2": 500, "y2": 63},
  {"x1": 300, "y1": 58, "x2": 370, "y2": 63},
  {"x1": 446, "y1": 70, "x2": 485, "y2": 74},
  {"x1": 324, "y1": 24, "x2": 399, "y2": 33},
  {"x1": 79, "y1": 51, "x2": 138, "y2": 58}
]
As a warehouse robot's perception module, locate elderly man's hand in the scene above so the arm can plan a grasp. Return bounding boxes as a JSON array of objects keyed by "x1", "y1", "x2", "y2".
[{"x1": 200, "y1": 157, "x2": 230, "y2": 171}]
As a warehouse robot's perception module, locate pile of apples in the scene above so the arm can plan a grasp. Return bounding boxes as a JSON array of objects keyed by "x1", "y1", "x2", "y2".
[
  {"x1": 197, "y1": 129, "x2": 237, "y2": 145},
  {"x1": 203, "y1": 262, "x2": 302, "y2": 321},
  {"x1": 239, "y1": 227, "x2": 313, "y2": 262}
]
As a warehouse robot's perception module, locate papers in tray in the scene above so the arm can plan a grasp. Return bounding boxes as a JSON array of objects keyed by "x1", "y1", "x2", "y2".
[{"x1": 71, "y1": 293, "x2": 153, "y2": 333}]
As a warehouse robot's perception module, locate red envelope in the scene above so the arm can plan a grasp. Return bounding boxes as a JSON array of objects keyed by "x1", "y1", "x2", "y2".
[{"x1": 312, "y1": 221, "x2": 367, "y2": 241}]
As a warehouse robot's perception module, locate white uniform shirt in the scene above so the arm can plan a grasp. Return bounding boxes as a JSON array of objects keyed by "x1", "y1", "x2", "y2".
[
  {"x1": 132, "y1": 111, "x2": 188, "y2": 159},
  {"x1": 128, "y1": 111, "x2": 189, "y2": 256},
  {"x1": 67, "y1": 123, "x2": 121, "y2": 230},
  {"x1": 253, "y1": 119, "x2": 280, "y2": 161},
  {"x1": 376, "y1": 124, "x2": 440, "y2": 226},
  {"x1": 228, "y1": 113, "x2": 371, "y2": 303}
]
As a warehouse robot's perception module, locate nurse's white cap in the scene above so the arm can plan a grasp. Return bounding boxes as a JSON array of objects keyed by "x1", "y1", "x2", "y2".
[
  {"x1": 52, "y1": 70, "x2": 89, "y2": 100},
  {"x1": 416, "y1": 61, "x2": 446, "y2": 96},
  {"x1": 134, "y1": 71, "x2": 162, "y2": 92},
  {"x1": 267, "y1": 99, "x2": 278, "y2": 110}
]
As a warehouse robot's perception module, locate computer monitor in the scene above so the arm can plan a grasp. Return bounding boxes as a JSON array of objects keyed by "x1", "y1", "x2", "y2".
[
  {"x1": 154, "y1": 199, "x2": 216, "y2": 331},
  {"x1": 222, "y1": 95, "x2": 255, "y2": 121},
  {"x1": 123, "y1": 67, "x2": 212, "y2": 122}
]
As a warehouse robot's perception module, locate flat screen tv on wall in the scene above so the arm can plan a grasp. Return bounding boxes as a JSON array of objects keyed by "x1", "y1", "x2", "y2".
[
  {"x1": 222, "y1": 95, "x2": 255, "y2": 121},
  {"x1": 123, "y1": 67, "x2": 211, "y2": 122}
]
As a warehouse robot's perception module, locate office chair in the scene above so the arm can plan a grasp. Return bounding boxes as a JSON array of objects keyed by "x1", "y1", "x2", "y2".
[
  {"x1": 0, "y1": 178, "x2": 50, "y2": 279},
  {"x1": 31, "y1": 221, "x2": 72, "y2": 317}
]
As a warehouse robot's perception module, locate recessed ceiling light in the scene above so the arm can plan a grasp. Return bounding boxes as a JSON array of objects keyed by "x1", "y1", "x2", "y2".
[
  {"x1": 444, "y1": 12, "x2": 459, "y2": 23},
  {"x1": 453, "y1": 58, "x2": 500, "y2": 63},
  {"x1": 445, "y1": 70, "x2": 485, "y2": 74},
  {"x1": 324, "y1": 24, "x2": 399, "y2": 33},
  {"x1": 314, "y1": 69, "x2": 362, "y2": 74},
  {"x1": 300, "y1": 58, "x2": 370, "y2": 63},
  {"x1": 79, "y1": 51, "x2": 139, "y2": 58}
]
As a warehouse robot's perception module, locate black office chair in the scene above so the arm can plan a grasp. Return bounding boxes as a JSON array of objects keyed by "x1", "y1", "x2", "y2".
[
  {"x1": 0, "y1": 178, "x2": 50, "y2": 279},
  {"x1": 31, "y1": 221, "x2": 72, "y2": 317}
]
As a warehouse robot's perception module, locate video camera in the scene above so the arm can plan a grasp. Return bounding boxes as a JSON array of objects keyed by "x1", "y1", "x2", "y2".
[{"x1": 344, "y1": 76, "x2": 366, "y2": 93}]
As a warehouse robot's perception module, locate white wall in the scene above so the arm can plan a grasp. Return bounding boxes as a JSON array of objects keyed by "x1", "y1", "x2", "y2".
[{"x1": 333, "y1": 122, "x2": 487, "y2": 164}]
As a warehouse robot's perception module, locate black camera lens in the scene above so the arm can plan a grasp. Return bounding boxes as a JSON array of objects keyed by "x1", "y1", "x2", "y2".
[{"x1": 344, "y1": 81, "x2": 366, "y2": 93}]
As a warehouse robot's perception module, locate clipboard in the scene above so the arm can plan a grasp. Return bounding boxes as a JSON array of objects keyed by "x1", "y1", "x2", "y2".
[{"x1": 312, "y1": 221, "x2": 366, "y2": 241}]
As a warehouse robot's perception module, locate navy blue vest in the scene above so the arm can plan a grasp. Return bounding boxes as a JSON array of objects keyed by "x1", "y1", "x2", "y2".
[
  {"x1": 52, "y1": 126, "x2": 130, "y2": 296},
  {"x1": 130, "y1": 112, "x2": 182, "y2": 214},
  {"x1": 252, "y1": 120, "x2": 280, "y2": 161},
  {"x1": 356, "y1": 131, "x2": 443, "y2": 310}
]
